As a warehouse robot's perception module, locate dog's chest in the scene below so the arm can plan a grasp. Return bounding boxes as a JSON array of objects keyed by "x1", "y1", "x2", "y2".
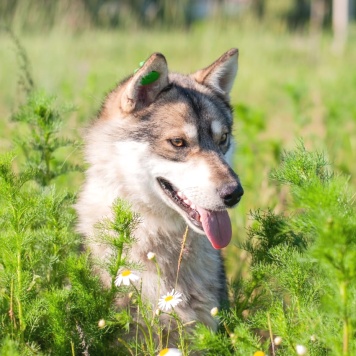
[{"x1": 130, "y1": 228, "x2": 223, "y2": 327}]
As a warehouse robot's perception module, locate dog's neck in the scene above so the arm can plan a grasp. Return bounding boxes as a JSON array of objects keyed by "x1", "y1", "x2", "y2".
[{"x1": 135, "y1": 207, "x2": 191, "y2": 248}]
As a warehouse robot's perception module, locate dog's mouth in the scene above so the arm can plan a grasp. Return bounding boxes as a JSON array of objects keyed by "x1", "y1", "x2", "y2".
[
  {"x1": 157, "y1": 177, "x2": 232, "y2": 249},
  {"x1": 157, "y1": 177, "x2": 202, "y2": 227}
]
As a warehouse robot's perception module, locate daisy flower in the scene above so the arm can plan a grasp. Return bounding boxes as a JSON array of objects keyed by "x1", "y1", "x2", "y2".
[
  {"x1": 157, "y1": 348, "x2": 182, "y2": 356},
  {"x1": 158, "y1": 289, "x2": 183, "y2": 311},
  {"x1": 114, "y1": 269, "x2": 139, "y2": 287}
]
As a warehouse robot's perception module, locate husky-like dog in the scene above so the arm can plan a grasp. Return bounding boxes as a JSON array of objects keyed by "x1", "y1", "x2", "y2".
[{"x1": 76, "y1": 49, "x2": 243, "y2": 331}]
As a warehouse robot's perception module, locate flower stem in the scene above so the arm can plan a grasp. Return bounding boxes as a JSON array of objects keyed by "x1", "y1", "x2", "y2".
[
  {"x1": 340, "y1": 280, "x2": 349, "y2": 355},
  {"x1": 133, "y1": 285, "x2": 154, "y2": 353},
  {"x1": 111, "y1": 241, "x2": 124, "y2": 292},
  {"x1": 175, "y1": 225, "x2": 189, "y2": 288},
  {"x1": 153, "y1": 259, "x2": 161, "y2": 321},
  {"x1": 16, "y1": 249, "x2": 25, "y2": 342},
  {"x1": 165, "y1": 225, "x2": 189, "y2": 347},
  {"x1": 267, "y1": 312, "x2": 275, "y2": 356},
  {"x1": 70, "y1": 340, "x2": 75, "y2": 356}
]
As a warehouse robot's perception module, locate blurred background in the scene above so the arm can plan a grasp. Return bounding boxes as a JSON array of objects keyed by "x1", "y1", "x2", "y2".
[{"x1": 1, "y1": 0, "x2": 355, "y2": 277}]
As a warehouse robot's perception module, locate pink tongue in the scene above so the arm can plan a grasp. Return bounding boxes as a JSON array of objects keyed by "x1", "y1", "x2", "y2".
[{"x1": 196, "y1": 207, "x2": 232, "y2": 249}]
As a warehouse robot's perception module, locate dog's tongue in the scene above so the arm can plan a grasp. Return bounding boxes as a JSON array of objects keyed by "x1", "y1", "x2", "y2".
[{"x1": 196, "y1": 207, "x2": 232, "y2": 249}]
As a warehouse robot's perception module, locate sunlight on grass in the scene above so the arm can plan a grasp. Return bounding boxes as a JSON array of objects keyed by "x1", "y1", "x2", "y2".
[{"x1": 0, "y1": 15, "x2": 356, "y2": 354}]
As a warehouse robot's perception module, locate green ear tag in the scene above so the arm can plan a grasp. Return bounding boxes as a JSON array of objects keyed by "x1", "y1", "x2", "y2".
[{"x1": 140, "y1": 71, "x2": 160, "y2": 85}]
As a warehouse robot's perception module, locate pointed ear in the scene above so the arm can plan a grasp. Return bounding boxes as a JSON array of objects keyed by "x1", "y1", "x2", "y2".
[
  {"x1": 192, "y1": 48, "x2": 238, "y2": 101},
  {"x1": 121, "y1": 53, "x2": 169, "y2": 113}
]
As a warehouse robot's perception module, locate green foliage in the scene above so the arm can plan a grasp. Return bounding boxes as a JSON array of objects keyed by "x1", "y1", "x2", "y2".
[
  {"x1": 12, "y1": 90, "x2": 80, "y2": 186},
  {"x1": 1, "y1": 27, "x2": 356, "y2": 355},
  {"x1": 270, "y1": 142, "x2": 332, "y2": 187},
  {"x1": 0, "y1": 153, "x2": 115, "y2": 354},
  {"x1": 224, "y1": 143, "x2": 356, "y2": 356},
  {"x1": 0, "y1": 152, "x2": 144, "y2": 354},
  {"x1": 5, "y1": 28, "x2": 34, "y2": 94},
  {"x1": 0, "y1": 66, "x2": 121, "y2": 353},
  {"x1": 0, "y1": 337, "x2": 21, "y2": 356}
]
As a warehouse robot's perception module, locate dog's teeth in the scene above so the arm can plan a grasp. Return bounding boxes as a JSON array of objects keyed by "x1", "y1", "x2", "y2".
[
  {"x1": 191, "y1": 204, "x2": 196, "y2": 210},
  {"x1": 183, "y1": 199, "x2": 191, "y2": 205},
  {"x1": 177, "y1": 191, "x2": 184, "y2": 198}
]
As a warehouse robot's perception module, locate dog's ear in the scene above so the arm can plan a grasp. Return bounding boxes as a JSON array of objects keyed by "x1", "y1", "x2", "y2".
[
  {"x1": 121, "y1": 53, "x2": 169, "y2": 113},
  {"x1": 192, "y1": 48, "x2": 238, "y2": 101}
]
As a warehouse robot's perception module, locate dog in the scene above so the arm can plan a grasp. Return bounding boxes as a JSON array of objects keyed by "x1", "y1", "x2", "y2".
[{"x1": 76, "y1": 48, "x2": 243, "y2": 333}]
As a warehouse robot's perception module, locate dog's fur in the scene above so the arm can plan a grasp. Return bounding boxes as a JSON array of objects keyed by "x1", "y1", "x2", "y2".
[{"x1": 76, "y1": 49, "x2": 243, "y2": 332}]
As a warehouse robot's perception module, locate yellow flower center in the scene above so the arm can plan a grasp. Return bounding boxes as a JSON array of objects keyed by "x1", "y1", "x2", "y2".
[
  {"x1": 164, "y1": 295, "x2": 173, "y2": 302},
  {"x1": 253, "y1": 352, "x2": 265, "y2": 356},
  {"x1": 159, "y1": 348, "x2": 169, "y2": 356},
  {"x1": 121, "y1": 270, "x2": 131, "y2": 277}
]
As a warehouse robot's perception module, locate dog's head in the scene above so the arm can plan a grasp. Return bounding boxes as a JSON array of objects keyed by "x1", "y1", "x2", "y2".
[{"x1": 88, "y1": 49, "x2": 243, "y2": 249}]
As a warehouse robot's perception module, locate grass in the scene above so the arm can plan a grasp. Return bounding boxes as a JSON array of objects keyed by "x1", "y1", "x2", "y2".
[
  {"x1": 0, "y1": 18, "x2": 355, "y2": 355},
  {"x1": 1, "y1": 20, "x2": 356, "y2": 271},
  {"x1": 1, "y1": 20, "x2": 356, "y2": 273}
]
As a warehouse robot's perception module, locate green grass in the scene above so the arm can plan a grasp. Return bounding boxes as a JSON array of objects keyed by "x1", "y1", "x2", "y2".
[
  {"x1": 0, "y1": 20, "x2": 356, "y2": 354},
  {"x1": 1, "y1": 21, "x2": 356, "y2": 271}
]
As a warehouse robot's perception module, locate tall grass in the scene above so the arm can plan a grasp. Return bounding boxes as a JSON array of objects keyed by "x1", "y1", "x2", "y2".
[
  {"x1": 1, "y1": 19, "x2": 356, "y2": 261},
  {"x1": 0, "y1": 17, "x2": 355, "y2": 355}
]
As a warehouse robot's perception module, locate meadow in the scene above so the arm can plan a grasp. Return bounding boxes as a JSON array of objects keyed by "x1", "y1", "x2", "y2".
[{"x1": 0, "y1": 16, "x2": 356, "y2": 355}]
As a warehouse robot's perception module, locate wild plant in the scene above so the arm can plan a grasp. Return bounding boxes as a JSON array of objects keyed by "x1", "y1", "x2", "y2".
[
  {"x1": 2, "y1": 89, "x2": 355, "y2": 355},
  {"x1": 1, "y1": 31, "x2": 355, "y2": 356},
  {"x1": 94, "y1": 205, "x2": 193, "y2": 356},
  {"x1": 0, "y1": 35, "x2": 115, "y2": 353},
  {"x1": 11, "y1": 91, "x2": 81, "y2": 187},
  {"x1": 195, "y1": 142, "x2": 356, "y2": 356}
]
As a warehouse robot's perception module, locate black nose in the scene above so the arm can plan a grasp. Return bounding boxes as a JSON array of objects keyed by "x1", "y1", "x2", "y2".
[{"x1": 219, "y1": 183, "x2": 244, "y2": 207}]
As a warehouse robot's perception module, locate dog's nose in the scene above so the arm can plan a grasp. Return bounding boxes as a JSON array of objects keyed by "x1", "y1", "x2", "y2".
[{"x1": 219, "y1": 183, "x2": 244, "y2": 207}]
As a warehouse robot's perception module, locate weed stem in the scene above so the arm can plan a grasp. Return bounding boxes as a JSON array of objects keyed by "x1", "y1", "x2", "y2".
[{"x1": 340, "y1": 280, "x2": 349, "y2": 355}]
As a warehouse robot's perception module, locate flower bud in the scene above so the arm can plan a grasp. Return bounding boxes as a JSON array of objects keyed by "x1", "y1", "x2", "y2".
[
  {"x1": 98, "y1": 319, "x2": 106, "y2": 328},
  {"x1": 296, "y1": 345, "x2": 307, "y2": 355},
  {"x1": 147, "y1": 252, "x2": 156, "y2": 260},
  {"x1": 229, "y1": 333, "x2": 237, "y2": 345},
  {"x1": 274, "y1": 336, "x2": 282, "y2": 345},
  {"x1": 210, "y1": 307, "x2": 219, "y2": 317}
]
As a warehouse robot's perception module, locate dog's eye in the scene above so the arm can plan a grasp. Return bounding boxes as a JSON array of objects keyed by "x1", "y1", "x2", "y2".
[
  {"x1": 170, "y1": 138, "x2": 186, "y2": 148},
  {"x1": 220, "y1": 133, "x2": 228, "y2": 145}
]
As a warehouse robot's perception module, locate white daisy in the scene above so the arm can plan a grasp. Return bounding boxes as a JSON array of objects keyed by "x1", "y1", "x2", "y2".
[
  {"x1": 114, "y1": 269, "x2": 140, "y2": 287},
  {"x1": 158, "y1": 289, "x2": 183, "y2": 311},
  {"x1": 157, "y1": 348, "x2": 182, "y2": 356}
]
